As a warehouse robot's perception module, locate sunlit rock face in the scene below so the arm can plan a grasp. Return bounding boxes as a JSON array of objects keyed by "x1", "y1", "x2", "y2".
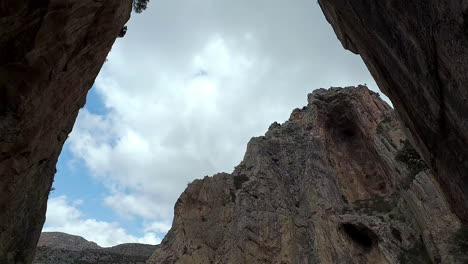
[
  {"x1": 0, "y1": 1, "x2": 131, "y2": 263},
  {"x1": 148, "y1": 86, "x2": 461, "y2": 264},
  {"x1": 317, "y1": 0, "x2": 468, "y2": 224}
]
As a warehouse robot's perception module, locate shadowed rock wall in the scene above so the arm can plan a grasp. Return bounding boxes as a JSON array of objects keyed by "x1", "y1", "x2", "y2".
[
  {"x1": 0, "y1": 1, "x2": 131, "y2": 263},
  {"x1": 317, "y1": 0, "x2": 468, "y2": 223}
]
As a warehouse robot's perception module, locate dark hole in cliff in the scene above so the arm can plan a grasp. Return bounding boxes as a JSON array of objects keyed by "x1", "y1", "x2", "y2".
[
  {"x1": 336, "y1": 123, "x2": 358, "y2": 142},
  {"x1": 341, "y1": 128, "x2": 355, "y2": 138},
  {"x1": 464, "y1": 11, "x2": 468, "y2": 34},
  {"x1": 326, "y1": 106, "x2": 359, "y2": 143},
  {"x1": 341, "y1": 223, "x2": 378, "y2": 250},
  {"x1": 391, "y1": 227, "x2": 402, "y2": 242}
]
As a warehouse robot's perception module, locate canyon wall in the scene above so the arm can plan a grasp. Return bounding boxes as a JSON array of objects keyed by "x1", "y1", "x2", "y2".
[
  {"x1": 0, "y1": 1, "x2": 131, "y2": 263},
  {"x1": 317, "y1": 0, "x2": 468, "y2": 223},
  {"x1": 2, "y1": 1, "x2": 467, "y2": 263},
  {"x1": 148, "y1": 86, "x2": 462, "y2": 264}
]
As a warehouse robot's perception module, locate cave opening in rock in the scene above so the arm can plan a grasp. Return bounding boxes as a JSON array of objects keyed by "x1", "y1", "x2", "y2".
[
  {"x1": 341, "y1": 127, "x2": 355, "y2": 138},
  {"x1": 327, "y1": 110, "x2": 359, "y2": 143},
  {"x1": 341, "y1": 223, "x2": 377, "y2": 250},
  {"x1": 391, "y1": 227, "x2": 402, "y2": 242}
]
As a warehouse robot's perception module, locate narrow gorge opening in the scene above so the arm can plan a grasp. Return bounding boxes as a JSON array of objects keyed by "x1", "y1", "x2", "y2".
[
  {"x1": 36, "y1": 0, "x2": 381, "y2": 253},
  {"x1": 2, "y1": 1, "x2": 404, "y2": 263}
]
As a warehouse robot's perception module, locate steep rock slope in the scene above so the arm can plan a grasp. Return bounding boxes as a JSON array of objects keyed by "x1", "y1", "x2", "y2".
[
  {"x1": 33, "y1": 232, "x2": 157, "y2": 264},
  {"x1": 148, "y1": 86, "x2": 461, "y2": 264},
  {"x1": 317, "y1": 0, "x2": 468, "y2": 223},
  {"x1": 0, "y1": 1, "x2": 131, "y2": 263}
]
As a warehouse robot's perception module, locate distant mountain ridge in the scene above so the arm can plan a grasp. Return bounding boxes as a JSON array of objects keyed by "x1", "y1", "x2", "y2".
[
  {"x1": 33, "y1": 232, "x2": 158, "y2": 264},
  {"x1": 37, "y1": 232, "x2": 101, "y2": 251}
]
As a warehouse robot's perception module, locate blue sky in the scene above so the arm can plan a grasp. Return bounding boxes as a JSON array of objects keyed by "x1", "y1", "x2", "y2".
[
  {"x1": 42, "y1": 0, "x2": 385, "y2": 247},
  {"x1": 51, "y1": 88, "x2": 141, "y2": 234},
  {"x1": 46, "y1": 88, "x2": 163, "y2": 244}
]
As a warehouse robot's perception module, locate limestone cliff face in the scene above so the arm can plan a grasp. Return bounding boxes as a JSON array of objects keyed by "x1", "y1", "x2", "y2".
[
  {"x1": 0, "y1": 1, "x2": 131, "y2": 263},
  {"x1": 317, "y1": 0, "x2": 468, "y2": 223},
  {"x1": 148, "y1": 86, "x2": 461, "y2": 264}
]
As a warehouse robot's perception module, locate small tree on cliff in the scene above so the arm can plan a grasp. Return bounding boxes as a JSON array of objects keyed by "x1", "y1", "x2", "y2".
[
  {"x1": 118, "y1": 0, "x2": 148, "y2": 38},
  {"x1": 133, "y1": 0, "x2": 150, "y2": 13}
]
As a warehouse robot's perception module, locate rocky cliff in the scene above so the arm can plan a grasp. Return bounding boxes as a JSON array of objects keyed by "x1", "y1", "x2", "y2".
[
  {"x1": 0, "y1": 1, "x2": 131, "y2": 263},
  {"x1": 33, "y1": 232, "x2": 157, "y2": 264},
  {"x1": 148, "y1": 86, "x2": 463, "y2": 264},
  {"x1": 317, "y1": 0, "x2": 468, "y2": 223}
]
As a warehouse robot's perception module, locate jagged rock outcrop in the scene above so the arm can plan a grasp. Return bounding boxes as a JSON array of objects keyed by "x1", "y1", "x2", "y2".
[
  {"x1": 317, "y1": 0, "x2": 468, "y2": 223},
  {"x1": 0, "y1": 1, "x2": 131, "y2": 263},
  {"x1": 148, "y1": 86, "x2": 462, "y2": 264},
  {"x1": 33, "y1": 232, "x2": 157, "y2": 264}
]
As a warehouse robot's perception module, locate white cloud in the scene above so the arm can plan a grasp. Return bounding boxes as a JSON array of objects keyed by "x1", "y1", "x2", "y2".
[
  {"x1": 144, "y1": 222, "x2": 172, "y2": 234},
  {"x1": 68, "y1": 36, "x2": 271, "y2": 224},
  {"x1": 44, "y1": 196, "x2": 162, "y2": 247},
  {"x1": 103, "y1": 193, "x2": 173, "y2": 221}
]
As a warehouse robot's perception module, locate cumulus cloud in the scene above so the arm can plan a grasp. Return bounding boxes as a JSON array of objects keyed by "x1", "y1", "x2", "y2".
[
  {"x1": 144, "y1": 221, "x2": 172, "y2": 234},
  {"x1": 58, "y1": 0, "x2": 387, "y2": 241},
  {"x1": 44, "y1": 196, "x2": 162, "y2": 247}
]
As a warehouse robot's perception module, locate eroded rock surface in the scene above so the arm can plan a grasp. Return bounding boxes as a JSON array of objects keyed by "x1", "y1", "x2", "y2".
[
  {"x1": 317, "y1": 0, "x2": 468, "y2": 223},
  {"x1": 33, "y1": 232, "x2": 157, "y2": 264},
  {"x1": 148, "y1": 86, "x2": 462, "y2": 264},
  {"x1": 0, "y1": 1, "x2": 131, "y2": 263}
]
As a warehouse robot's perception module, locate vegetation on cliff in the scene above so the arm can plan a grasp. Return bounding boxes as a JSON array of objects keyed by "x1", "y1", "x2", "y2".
[{"x1": 133, "y1": 0, "x2": 150, "y2": 13}]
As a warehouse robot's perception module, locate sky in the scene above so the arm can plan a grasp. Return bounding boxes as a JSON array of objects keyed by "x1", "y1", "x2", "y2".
[{"x1": 43, "y1": 0, "x2": 386, "y2": 247}]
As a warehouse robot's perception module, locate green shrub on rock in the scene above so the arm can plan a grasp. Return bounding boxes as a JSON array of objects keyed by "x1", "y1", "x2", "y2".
[
  {"x1": 449, "y1": 225, "x2": 468, "y2": 263},
  {"x1": 133, "y1": 0, "x2": 150, "y2": 13},
  {"x1": 395, "y1": 140, "x2": 427, "y2": 176},
  {"x1": 233, "y1": 174, "x2": 249, "y2": 190}
]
